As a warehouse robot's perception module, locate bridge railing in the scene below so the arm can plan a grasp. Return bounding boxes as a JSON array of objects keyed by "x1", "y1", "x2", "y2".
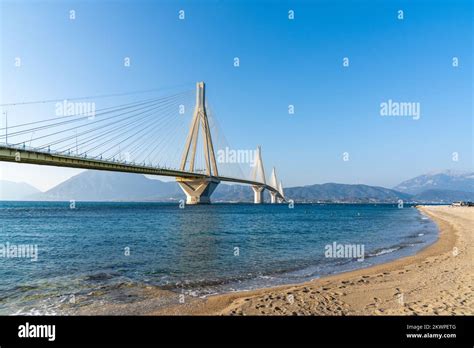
[{"x1": 0, "y1": 142, "x2": 178, "y2": 171}]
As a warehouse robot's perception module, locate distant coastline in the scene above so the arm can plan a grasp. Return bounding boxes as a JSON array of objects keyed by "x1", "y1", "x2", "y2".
[{"x1": 2, "y1": 169, "x2": 472, "y2": 203}]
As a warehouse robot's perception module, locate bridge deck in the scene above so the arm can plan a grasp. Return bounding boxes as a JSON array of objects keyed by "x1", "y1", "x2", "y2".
[{"x1": 0, "y1": 145, "x2": 281, "y2": 194}]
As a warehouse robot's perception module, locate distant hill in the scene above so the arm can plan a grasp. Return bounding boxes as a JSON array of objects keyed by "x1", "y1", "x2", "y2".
[
  {"x1": 28, "y1": 171, "x2": 412, "y2": 203},
  {"x1": 212, "y1": 184, "x2": 254, "y2": 202},
  {"x1": 412, "y1": 189, "x2": 474, "y2": 203},
  {"x1": 0, "y1": 181, "x2": 41, "y2": 200},
  {"x1": 30, "y1": 171, "x2": 258, "y2": 202},
  {"x1": 31, "y1": 171, "x2": 182, "y2": 201},
  {"x1": 4, "y1": 169, "x2": 473, "y2": 203},
  {"x1": 285, "y1": 183, "x2": 411, "y2": 203},
  {"x1": 394, "y1": 170, "x2": 474, "y2": 194}
]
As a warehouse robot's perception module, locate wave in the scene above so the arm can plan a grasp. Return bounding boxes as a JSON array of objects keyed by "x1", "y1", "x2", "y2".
[{"x1": 367, "y1": 246, "x2": 401, "y2": 257}]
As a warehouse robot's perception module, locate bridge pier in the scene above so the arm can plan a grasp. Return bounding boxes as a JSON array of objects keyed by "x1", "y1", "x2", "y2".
[
  {"x1": 177, "y1": 178, "x2": 220, "y2": 205},
  {"x1": 252, "y1": 185, "x2": 265, "y2": 204},
  {"x1": 269, "y1": 191, "x2": 278, "y2": 204}
]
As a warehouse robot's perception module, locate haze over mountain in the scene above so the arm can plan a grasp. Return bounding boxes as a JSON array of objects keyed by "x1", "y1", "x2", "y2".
[
  {"x1": 30, "y1": 171, "x2": 258, "y2": 202},
  {"x1": 411, "y1": 189, "x2": 474, "y2": 203},
  {"x1": 0, "y1": 180, "x2": 41, "y2": 200},
  {"x1": 30, "y1": 171, "x2": 182, "y2": 202},
  {"x1": 285, "y1": 183, "x2": 411, "y2": 203},
  {"x1": 393, "y1": 170, "x2": 474, "y2": 194},
  {"x1": 2, "y1": 170, "x2": 473, "y2": 203}
]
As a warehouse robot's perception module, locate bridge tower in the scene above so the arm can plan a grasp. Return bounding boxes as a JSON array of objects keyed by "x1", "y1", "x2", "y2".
[
  {"x1": 176, "y1": 82, "x2": 220, "y2": 204},
  {"x1": 269, "y1": 167, "x2": 279, "y2": 204},
  {"x1": 250, "y1": 146, "x2": 266, "y2": 204},
  {"x1": 277, "y1": 180, "x2": 285, "y2": 203}
]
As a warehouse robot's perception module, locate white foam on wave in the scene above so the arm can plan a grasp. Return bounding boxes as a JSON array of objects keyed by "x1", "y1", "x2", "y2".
[
  {"x1": 369, "y1": 247, "x2": 400, "y2": 257},
  {"x1": 12, "y1": 307, "x2": 58, "y2": 316},
  {"x1": 258, "y1": 275, "x2": 274, "y2": 280}
]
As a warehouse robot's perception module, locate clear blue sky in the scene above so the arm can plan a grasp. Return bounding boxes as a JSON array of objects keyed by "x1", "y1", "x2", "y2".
[{"x1": 1, "y1": 0, "x2": 472, "y2": 190}]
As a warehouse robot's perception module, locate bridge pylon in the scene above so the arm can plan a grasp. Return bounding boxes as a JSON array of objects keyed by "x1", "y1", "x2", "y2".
[
  {"x1": 176, "y1": 82, "x2": 220, "y2": 204},
  {"x1": 251, "y1": 146, "x2": 266, "y2": 204},
  {"x1": 277, "y1": 180, "x2": 285, "y2": 203},
  {"x1": 269, "y1": 167, "x2": 279, "y2": 204}
]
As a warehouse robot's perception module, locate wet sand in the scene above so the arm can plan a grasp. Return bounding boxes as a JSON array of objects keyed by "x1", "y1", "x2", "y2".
[{"x1": 77, "y1": 205, "x2": 473, "y2": 315}]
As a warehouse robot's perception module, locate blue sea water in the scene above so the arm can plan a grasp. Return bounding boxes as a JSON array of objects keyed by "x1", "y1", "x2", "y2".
[{"x1": 0, "y1": 202, "x2": 438, "y2": 315}]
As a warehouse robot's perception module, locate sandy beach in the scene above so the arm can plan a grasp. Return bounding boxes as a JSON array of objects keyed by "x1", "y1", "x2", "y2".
[{"x1": 76, "y1": 205, "x2": 473, "y2": 315}]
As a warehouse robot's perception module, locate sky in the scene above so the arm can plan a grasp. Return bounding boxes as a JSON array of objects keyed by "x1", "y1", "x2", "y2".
[{"x1": 0, "y1": 0, "x2": 473, "y2": 191}]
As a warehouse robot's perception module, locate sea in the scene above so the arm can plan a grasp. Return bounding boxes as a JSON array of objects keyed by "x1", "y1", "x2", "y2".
[{"x1": 0, "y1": 201, "x2": 438, "y2": 315}]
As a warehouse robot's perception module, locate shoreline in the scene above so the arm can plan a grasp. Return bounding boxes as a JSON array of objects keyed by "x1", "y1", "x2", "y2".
[{"x1": 149, "y1": 205, "x2": 472, "y2": 315}]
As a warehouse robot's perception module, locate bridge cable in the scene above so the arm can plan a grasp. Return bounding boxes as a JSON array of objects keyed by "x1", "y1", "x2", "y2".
[
  {"x1": 4, "y1": 91, "x2": 192, "y2": 140},
  {"x1": 35, "y1": 94, "x2": 188, "y2": 152}
]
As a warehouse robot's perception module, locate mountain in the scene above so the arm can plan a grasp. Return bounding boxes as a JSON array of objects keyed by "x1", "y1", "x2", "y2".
[
  {"x1": 0, "y1": 181, "x2": 42, "y2": 200},
  {"x1": 32, "y1": 171, "x2": 258, "y2": 202},
  {"x1": 285, "y1": 183, "x2": 411, "y2": 203},
  {"x1": 28, "y1": 171, "x2": 259, "y2": 202},
  {"x1": 17, "y1": 169, "x2": 474, "y2": 203},
  {"x1": 412, "y1": 189, "x2": 474, "y2": 203},
  {"x1": 32, "y1": 171, "x2": 182, "y2": 201},
  {"x1": 212, "y1": 184, "x2": 254, "y2": 202},
  {"x1": 394, "y1": 170, "x2": 474, "y2": 194},
  {"x1": 30, "y1": 171, "x2": 412, "y2": 203}
]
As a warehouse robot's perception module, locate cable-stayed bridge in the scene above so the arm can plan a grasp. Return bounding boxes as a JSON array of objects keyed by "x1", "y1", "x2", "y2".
[{"x1": 0, "y1": 82, "x2": 285, "y2": 204}]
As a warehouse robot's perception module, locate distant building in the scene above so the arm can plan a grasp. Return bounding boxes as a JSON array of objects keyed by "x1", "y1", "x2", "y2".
[{"x1": 452, "y1": 201, "x2": 473, "y2": 206}]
